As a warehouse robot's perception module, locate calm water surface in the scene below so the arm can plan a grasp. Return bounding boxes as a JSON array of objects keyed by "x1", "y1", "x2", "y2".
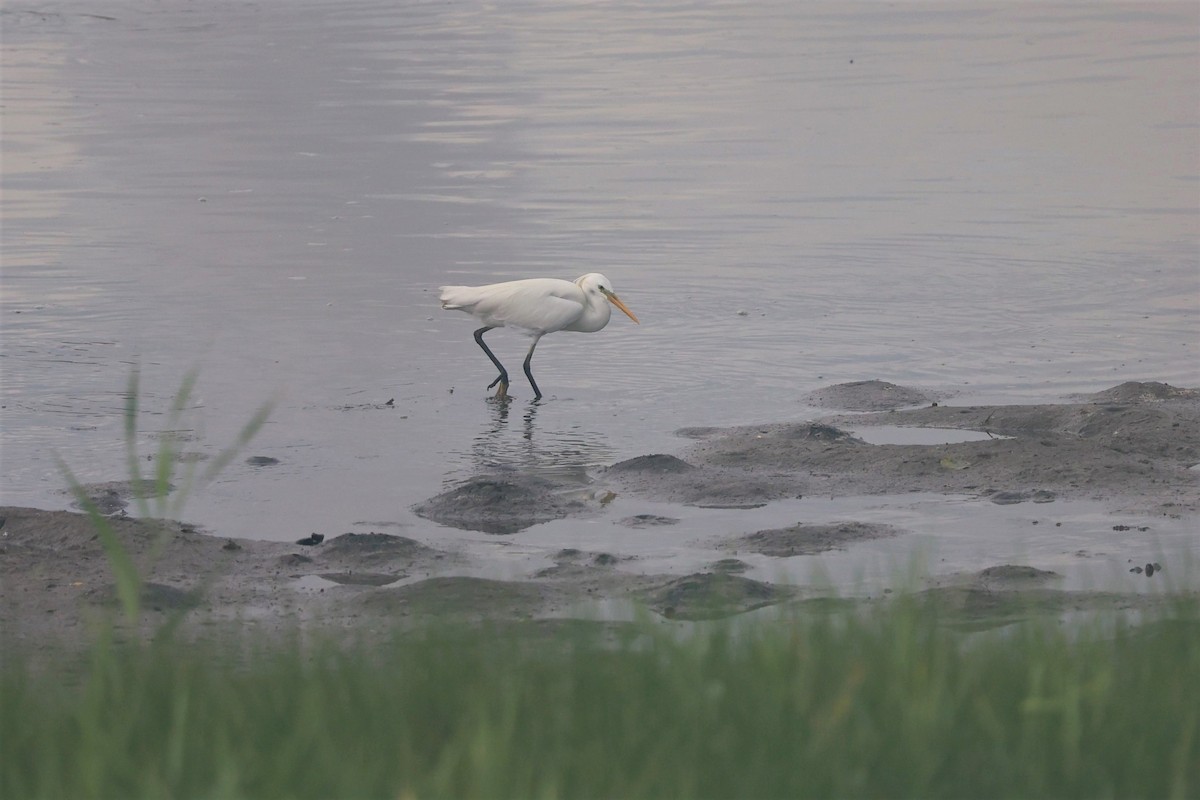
[{"x1": 3, "y1": 1, "x2": 1197, "y2": 546}]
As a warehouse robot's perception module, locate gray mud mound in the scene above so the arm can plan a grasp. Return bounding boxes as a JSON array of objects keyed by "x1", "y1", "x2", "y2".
[
  {"x1": 604, "y1": 452, "x2": 799, "y2": 507},
  {"x1": 413, "y1": 475, "x2": 586, "y2": 534},
  {"x1": 804, "y1": 380, "x2": 932, "y2": 411},
  {"x1": 319, "y1": 572, "x2": 402, "y2": 587},
  {"x1": 609, "y1": 467, "x2": 798, "y2": 508},
  {"x1": 644, "y1": 572, "x2": 790, "y2": 620},
  {"x1": 918, "y1": 565, "x2": 1074, "y2": 630},
  {"x1": 733, "y1": 521, "x2": 901, "y2": 557},
  {"x1": 977, "y1": 565, "x2": 1062, "y2": 588},
  {"x1": 827, "y1": 386, "x2": 1200, "y2": 450},
  {"x1": 1085, "y1": 381, "x2": 1199, "y2": 404},
  {"x1": 321, "y1": 532, "x2": 436, "y2": 562},
  {"x1": 676, "y1": 383, "x2": 1200, "y2": 514},
  {"x1": 314, "y1": 532, "x2": 449, "y2": 577},
  {"x1": 607, "y1": 454, "x2": 697, "y2": 474},
  {"x1": 690, "y1": 422, "x2": 862, "y2": 471},
  {"x1": 617, "y1": 514, "x2": 680, "y2": 528}
]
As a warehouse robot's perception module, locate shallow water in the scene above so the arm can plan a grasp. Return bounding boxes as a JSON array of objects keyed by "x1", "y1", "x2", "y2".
[
  {"x1": 843, "y1": 426, "x2": 1005, "y2": 446},
  {"x1": 3, "y1": 2, "x2": 1198, "y2": 586}
]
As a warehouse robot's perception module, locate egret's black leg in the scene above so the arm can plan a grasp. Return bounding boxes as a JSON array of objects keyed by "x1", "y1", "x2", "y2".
[
  {"x1": 473, "y1": 327, "x2": 509, "y2": 398},
  {"x1": 523, "y1": 335, "x2": 544, "y2": 401}
]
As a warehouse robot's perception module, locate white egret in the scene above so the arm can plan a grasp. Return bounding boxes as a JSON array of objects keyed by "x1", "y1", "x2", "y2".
[{"x1": 439, "y1": 273, "x2": 639, "y2": 400}]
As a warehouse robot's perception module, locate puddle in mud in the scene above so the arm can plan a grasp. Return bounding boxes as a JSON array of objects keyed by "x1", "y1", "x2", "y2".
[
  {"x1": 502, "y1": 493, "x2": 1199, "y2": 599},
  {"x1": 844, "y1": 426, "x2": 1007, "y2": 446}
]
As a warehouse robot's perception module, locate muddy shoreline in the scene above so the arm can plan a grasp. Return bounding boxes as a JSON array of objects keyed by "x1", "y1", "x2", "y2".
[{"x1": 3, "y1": 381, "x2": 1197, "y2": 650}]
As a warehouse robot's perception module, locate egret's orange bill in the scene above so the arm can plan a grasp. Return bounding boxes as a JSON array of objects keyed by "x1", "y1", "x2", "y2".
[{"x1": 602, "y1": 290, "x2": 639, "y2": 324}]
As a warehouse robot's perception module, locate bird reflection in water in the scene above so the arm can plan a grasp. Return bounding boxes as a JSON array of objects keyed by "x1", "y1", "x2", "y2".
[{"x1": 447, "y1": 399, "x2": 614, "y2": 486}]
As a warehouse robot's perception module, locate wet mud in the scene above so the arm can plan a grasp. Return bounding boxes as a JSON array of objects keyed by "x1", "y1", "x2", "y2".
[
  {"x1": 630, "y1": 381, "x2": 1199, "y2": 516},
  {"x1": 730, "y1": 521, "x2": 903, "y2": 557},
  {"x1": 3, "y1": 382, "x2": 1199, "y2": 650},
  {"x1": 413, "y1": 475, "x2": 593, "y2": 534}
]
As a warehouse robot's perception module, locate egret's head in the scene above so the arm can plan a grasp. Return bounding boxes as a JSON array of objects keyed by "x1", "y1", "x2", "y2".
[{"x1": 578, "y1": 273, "x2": 639, "y2": 324}]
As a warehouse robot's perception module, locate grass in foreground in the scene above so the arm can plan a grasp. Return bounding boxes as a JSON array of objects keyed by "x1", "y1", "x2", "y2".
[{"x1": 3, "y1": 597, "x2": 1197, "y2": 799}]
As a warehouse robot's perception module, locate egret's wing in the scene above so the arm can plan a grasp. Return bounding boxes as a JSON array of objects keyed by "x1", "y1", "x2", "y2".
[{"x1": 442, "y1": 279, "x2": 584, "y2": 333}]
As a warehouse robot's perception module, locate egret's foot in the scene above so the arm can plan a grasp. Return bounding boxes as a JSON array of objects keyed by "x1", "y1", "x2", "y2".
[
  {"x1": 492, "y1": 380, "x2": 510, "y2": 401},
  {"x1": 487, "y1": 373, "x2": 507, "y2": 390}
]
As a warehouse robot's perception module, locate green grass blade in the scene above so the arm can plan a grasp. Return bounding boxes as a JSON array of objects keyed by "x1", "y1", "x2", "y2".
[
  {"x1": 123, "y1": 367, "x2": 151, "y2": 521},
  {"x1": 200, "y1": 400, "x2": 274, "y2": 485},
  {"x1": 56, "y1": 456, "x2": 142, "y2": 625}
]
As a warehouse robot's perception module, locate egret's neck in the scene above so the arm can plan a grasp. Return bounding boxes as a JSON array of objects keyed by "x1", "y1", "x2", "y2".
[{"x1": 568, "y1": 293, "x2": 612, "y2": 333}]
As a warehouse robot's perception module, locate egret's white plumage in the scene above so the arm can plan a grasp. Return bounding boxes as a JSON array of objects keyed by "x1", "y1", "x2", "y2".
[{"x1": 440, "y1": 273, "x2": 638, "y2": 400}]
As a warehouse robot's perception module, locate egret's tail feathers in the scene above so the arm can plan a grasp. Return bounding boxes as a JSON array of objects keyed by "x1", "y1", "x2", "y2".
[{"x1": 439, "y1": 285, "x2": 474, "y2": 311}]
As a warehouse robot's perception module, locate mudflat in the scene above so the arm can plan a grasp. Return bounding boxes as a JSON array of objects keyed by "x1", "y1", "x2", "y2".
[{"x1": 3, "y1": 381, "x2": 1196, "y2": 652}]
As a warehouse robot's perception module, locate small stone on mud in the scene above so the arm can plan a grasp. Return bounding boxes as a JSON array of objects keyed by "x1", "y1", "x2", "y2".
[
  {"x1": 295, "y1": 533, "x2": 324, "y2": 546},
  {"x1": 222, "y1": 539, "x2": 241, "y2": 551},
  {"x1": 245, "y1": 456, "x2": 280, "y2": 467}
]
